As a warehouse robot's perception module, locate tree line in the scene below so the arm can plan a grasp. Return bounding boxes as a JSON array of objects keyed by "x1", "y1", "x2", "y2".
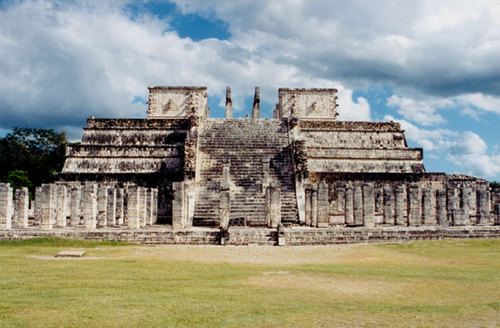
[{"x1": 0, "y1": 127, "x2": 67, "y2": 197}]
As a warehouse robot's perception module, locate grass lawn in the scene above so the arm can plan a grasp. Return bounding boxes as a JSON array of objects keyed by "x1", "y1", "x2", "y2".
[{"x1": 0, "y1": 238, "x2": 499, "y2": 327}]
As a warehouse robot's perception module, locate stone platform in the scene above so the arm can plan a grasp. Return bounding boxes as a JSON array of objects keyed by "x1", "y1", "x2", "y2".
[{"x1": 1, "y1": 226, "x2": 499, "y2": 246}]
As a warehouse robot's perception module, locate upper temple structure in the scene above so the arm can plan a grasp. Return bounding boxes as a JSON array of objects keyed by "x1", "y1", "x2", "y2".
[{"x1": 1, "y1": 86, "x2": 499, "y2": 245}]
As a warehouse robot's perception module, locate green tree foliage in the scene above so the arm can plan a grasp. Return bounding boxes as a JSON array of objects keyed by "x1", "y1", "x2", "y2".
[
  {"x1": 490, "y1": 181, "x2": 500, "y2": 190},
  {"x1": 0, "y1": 127, "x2": 67, "y2": 192}
]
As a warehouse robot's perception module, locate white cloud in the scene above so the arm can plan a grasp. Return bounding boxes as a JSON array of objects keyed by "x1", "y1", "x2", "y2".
[
  {"x1": 386, "y1": 95, "x2": 446, "y2": 126},
  {"x1": 385, "y1": 115, "x2": 500, "y2": 178}
]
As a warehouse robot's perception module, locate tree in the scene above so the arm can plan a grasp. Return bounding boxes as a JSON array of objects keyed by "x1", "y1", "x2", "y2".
[
  {"x1": 490, "y1": 181, "x2": 500, "y2": 190},
  {"x1": 0, "y1": 127, "x2": 67, "y2": 192}
]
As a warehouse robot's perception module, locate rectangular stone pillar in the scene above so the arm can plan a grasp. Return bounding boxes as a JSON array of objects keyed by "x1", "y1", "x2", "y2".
[
  {"x1": 152, "y1": 188, "x2": 158, "y2": 225},
  {"x1": 408, "y1": 183, "x2": 421, "y2": 226},
  {"x1": 138, "y1": 187, "x2": 147, "y2": 228},
  {"x1": 353, "y1": 184, "x2": 363, "y2": 226},
  {"x1": 269, "y1": 182, "x2": 282, "y2": 228},
  {"x1": 437, "y1": 189, "x2": 448, "y2": 226},
  {"x1": 304, "y1": 185, "x2": 312, "y2": 226},
  {"x1": 40, "y1": 184, "x2": 56, "y2": 229},
  {"x1": 394, "y1": 185, "x2": 406, "y2": 225},
  {"x1": 219, "y1": 183, "x2": 230, "y2": 229},
  {"x1": 447, "y1": 188, "x2": 457, "y2": 224},
  {"x1": 126, "y1": 185, "x2": 140, "y2": 229},
  {"x1": 311, "y1": 185, "x2": 318, "y2": 227},
  {"x1": 116, "y1": 188, "x2": 124, "y2": 225},
  {"x1": 422, "y1": 188, "x2": 435, "y2": 226},
  {"x1": 451, "y1": 209, "x2": 466, "y2": 226},
  {"x1": 34, "y1": 186, "x2": 42, "y2": 225},
  {"x1": 145, "y1": 188, "x2": 153, "y2": 226},
  {"x1": 317, "y1": 182, "x2": 329, "y2": 227},
  {"x1": 363, "y1": 183, "x2": 375, "y2": 228},
  {"x1": 383, "y1": 186, "x2": 393, "y2": 225},
  {"x1": 494, "y1": 203, "x2": 500, "y2": 225},
  {"x1": 107, "y1": 188, "x2": 117, "y2": 226},
  {"x1": 375, "y1": 187, "x2": 383, "y2": 214},
  {"x1": 477, "y1": 190, "x2": 491, "y2": 225},
  {"x1": 83, "y1": 183, "x2": 98, "y2": 229},
  {"x1": 337, "y1": 187, "x2": 345, "y2": 214},
  {"x1": 345, "y1": 186, "x2": 354, "y2": 225},
  {"x1": 0, "y1": 183, "x2": 13, "y2": 230},
  {"x1": 172, "y1": 182, "x2": 185, "y2": 230},
  {"x1": 14, "y1": 187, "x2": 29, "y2": 228},
  {"x1": 97, "y1": 187, "x2": 108, "y2": 228},
  {"x1": 70, "y1": 186, "x2": 81, "y2": 226},
  {"x1": 56, "y1": 185, "x2": 68, "y2": 227},
  {"x1": 462, "y1": 187, "x2": 472, "y2": 225}
]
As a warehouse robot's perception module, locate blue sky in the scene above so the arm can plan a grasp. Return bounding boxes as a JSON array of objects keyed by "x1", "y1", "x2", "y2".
[{"x1": 0, "y1": 0, "x2": 499, "y2": 180}]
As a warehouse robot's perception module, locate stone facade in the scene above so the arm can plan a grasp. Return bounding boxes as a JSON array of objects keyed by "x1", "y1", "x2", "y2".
[{"x1": 1, "y1": 86, "x2": 499, "y2": 245}]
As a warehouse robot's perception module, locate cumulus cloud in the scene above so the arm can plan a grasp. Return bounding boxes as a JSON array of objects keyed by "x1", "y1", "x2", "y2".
[
  {"x1": 385, "y1": 115, "x2": 500, "y2": 178},
  {"x1": 172, "y1": 0, "x2": 500, "y2": 97}
]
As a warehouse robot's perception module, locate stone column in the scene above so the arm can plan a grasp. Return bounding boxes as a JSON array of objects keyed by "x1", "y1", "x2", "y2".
[
  {"x1": 138, "y1": 187, "x2": 147, "y2": 228},
  {"x1": 383, "y1": 186, "x2": 393, "y2": 225},
  {"x1": 447, "y1": 188, "x2": 457, "y2": 224},
  {"x1": 225, "y1": 86, "x2": 232, "y2": 118},
  {"x1": 395, "y1": 185, "x2": 406, "y2": 226},
  {"x1": 219, "y1": 183, "x2": 230, "y2": 229},
  {"x1": 317, "y1": 182, "x2": 329, "y2": 227},
  {"x1": 172, "y1": 182, "x2": 185, "y2": 230},
  {"x1": 345, "y1": 186, "x2": 354, "y2": 225},
  {"x1": 0, "y1": 183, "x2": 13, "y2": 230},
  {"x1": 55, "y1": 185, "x2": 68, "y2": 228},
  {"x1": 363, "y1": 183, "x2": 375, "y2": 228},
  {"x1": 375, "y1": 187, "x2": 383, "y2": 214},
  {"x1": 40, "y1": 184, "x2": 55, "y2": 229},
  {"x1": 462, "y1": 187, "x2": 472, "y2": 225},
  {"x1": 408, "y1": 183, "x2": 421, "y2": 226},
  {"x1": 311, "y1": 185, "x2": 318, "y2": 227},
  {"x1": 269, "y1": 182, "x2": 282, "y2": 228},
  {"x1": 494, "y1": 203, "x2": 500, "y2": 225},
  {"x1": 83, "y1": 183, "x2": 98, "y2": 229},
  {"x1": 145, "y1": 188, "x2": 153, "y2": 226},
  {"x1": 152, "y1": 188, "x2": 158, "y2": 225},
  {"x1": 116, "y1": 188, "x2": 124, "y2": 225},
  {"x1": 126, "y1": 185, "x2": 140, "y2": 230},
  {"x1": 107, "y1": 188, "x2": 116, "y2": 226},
  {"x1": 14, "y1": 187, "x2": 29, "y2": 228},
  {"x1": 477, "y1": 190, "x2": 491, "y2": 225},
  {"x1": 34, "y1": 186, "x2": 42, "y2": 226},
  {"x1": 97, "y1": 186, "x2": 108, "y2": 228},
  {"x1": 252, "y1": 87, "x2": 260, "y2": 119},
  {"x1": 422, "y1": 188, "x2": 435, "y2": 226},
  {"x1": 353, "y1": 184, "x2": 363, "y2": 226},
  {"x1": 337, "y1": 187, "x2": 345, "y2": 214},
  {"x1": 70, "y1": 186, "x2": 81, "y2": 226},
  {"x1": 304, "y1": 185, "x2": 312, "y2": 226},
  {"x1": 437, "y1": 189, "x2": 448, "y2": 226}
]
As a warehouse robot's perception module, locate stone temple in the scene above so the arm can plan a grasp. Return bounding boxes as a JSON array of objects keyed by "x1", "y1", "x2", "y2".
[{"x1": 1, "y1": 86, "x2": 499, "y2": 244}]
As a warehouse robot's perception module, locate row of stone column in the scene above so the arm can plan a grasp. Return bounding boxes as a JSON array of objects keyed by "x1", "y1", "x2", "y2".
[
  {"x1": 306, "y1": 182, "x2": 499, "y2": 227},
  {"x1": 0, "y1": 182, "x2": 158, "y2": 230},
  {"x1": 0, "y1": 184, "x2": 29, "y2": 229}
]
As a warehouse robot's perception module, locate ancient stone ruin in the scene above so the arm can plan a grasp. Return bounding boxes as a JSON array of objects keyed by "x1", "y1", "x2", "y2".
[{"x1": 1, "y1": 86, "x2": 500, "y2": 244}]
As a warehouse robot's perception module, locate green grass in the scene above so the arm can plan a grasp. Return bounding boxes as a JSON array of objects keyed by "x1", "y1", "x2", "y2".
[{"x1": 0, "y1": 238, "x2": 499, "y2": 327}]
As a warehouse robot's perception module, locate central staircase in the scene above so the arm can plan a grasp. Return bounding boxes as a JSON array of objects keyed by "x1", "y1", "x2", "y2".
[{"x1": 194, "y1": 119, "x2": 298, "y2": 226}]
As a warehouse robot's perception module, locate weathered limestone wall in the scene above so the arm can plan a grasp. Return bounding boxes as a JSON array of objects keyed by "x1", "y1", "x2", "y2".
[
  {"x1": 147, "y1": 86, "x2": 208, "y2": 118},
  {"x1": 297, "y1": 120, "x2": 424, "y2": 174},
  {"x1": 278, "y1": 88, "x2": 338, "y2": 119}
]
